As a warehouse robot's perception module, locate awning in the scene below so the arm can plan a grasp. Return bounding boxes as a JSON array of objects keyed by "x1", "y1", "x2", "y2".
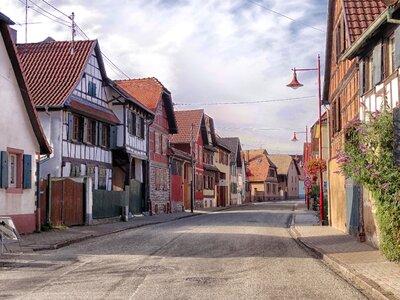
[{"x1": 204, "y1": 164, "x2": 219, "y2": 172}]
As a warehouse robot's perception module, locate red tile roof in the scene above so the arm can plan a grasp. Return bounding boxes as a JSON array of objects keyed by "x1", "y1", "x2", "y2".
[
  {"x1": 170, "y1": 109, "x2": 204, "y2": 144},
  {"x1": 1, "y1": 15, "x2": 51, "y2": 154},
  {"x1": 243, "y1": 149, "x2": 276, "y2": 182},
  {"x1": 17, "y1": 40, "x2": 96, "y2": 107},
  {"x1": 116, "y1": 77, "x2": 177, "y2": 133},
  {"x1": 115, "y1": 78, "x2": 166, "y2": 112},
  {"x1": 343, "y1": 0, "x2": 386, "y2": 43}
]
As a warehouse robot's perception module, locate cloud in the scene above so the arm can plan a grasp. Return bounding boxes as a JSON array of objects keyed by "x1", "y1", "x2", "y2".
[{"x1": 3, "y1": 0, "x2": 327, "y2": 154}]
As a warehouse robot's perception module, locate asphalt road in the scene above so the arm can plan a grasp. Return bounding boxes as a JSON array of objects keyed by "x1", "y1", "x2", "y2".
[{"x1": 1, "y1": 202, "x2": 366, "y2": 300}]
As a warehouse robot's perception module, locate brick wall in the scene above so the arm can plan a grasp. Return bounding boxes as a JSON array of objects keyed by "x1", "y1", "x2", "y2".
[{"x1": 149, "y1": 165, "x2": 170, "y2": 214}]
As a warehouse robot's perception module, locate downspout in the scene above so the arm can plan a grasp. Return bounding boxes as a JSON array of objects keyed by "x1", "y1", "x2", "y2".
[
  {"x1": 36, "y1": 156, "x2": 41, "y2": 232},
  {"x1": 146, "y1": 117, "x2": 154, "y2": 215}
]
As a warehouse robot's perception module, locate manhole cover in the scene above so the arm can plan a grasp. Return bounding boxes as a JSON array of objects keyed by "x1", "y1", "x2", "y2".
[{"x1": 137, "y1": 265, "x2": 175, "y2": 273}]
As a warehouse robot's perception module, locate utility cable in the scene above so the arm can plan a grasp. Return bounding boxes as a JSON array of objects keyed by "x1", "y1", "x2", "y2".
[
  {"x1": 246, "y1": 0, "x2": 325, "y2": 33},
  {"x1": 174, "y1": 95, "x2": 315, "y2": 106}
]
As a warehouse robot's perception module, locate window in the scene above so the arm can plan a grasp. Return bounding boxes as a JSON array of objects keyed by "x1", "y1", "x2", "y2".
[
  {"x1": 364, "y1": 53, "x2": 373, "y2": 92},
  {"x1": 335, "y1": 16, "x2": 346, "y2": 61},
  {"x1": 162, "y1": 135, "x2": 168, "y2": 155},
  {"x1": 268, "y1": 168, "x2": 275, "y2": 177},
  {"x1": 155, "y1": 132, "x2": 161, "y2": 154},
  {"x1": 85, "y1": 119, "x2": 97, "y2": 144},
  {"x1": 97, "y1": 123, "x2": 110, "y2": 147},
  {"x1": 128, "y1": 111, "x2": 136, "y2": 136},
  {"x1": 87, "y1": 165, "x2": 95, "y2": 188},
  {"x1": 386, "y1": 35, "x2": 396, "y2": 77},
  {"x1": 70, "y1": 164, "x2": 81, "y2": 177},
  {"x1": 139, "y1": 117, "x2": 145, "y2": 138},
  {"x1": 199, "y1": 146, "x2": 202, "y2": 164},
  {"x1": 8, "y1": 154, "x2": 17, "y2": 188},
  {"x1": 98, "y1": 167, "x2": 107, "y2": 190},
  {"x1": 1, "y1": 150, "x2": 32, "y2": 191},
  {"x1": 88, "y1": 81, "x2": 97, "y2": 97},
  {"x1": 72, "y1": 115, "x2": 84, "y2": 142}
]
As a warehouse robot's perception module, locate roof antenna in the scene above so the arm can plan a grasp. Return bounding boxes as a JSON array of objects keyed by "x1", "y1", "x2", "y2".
[{"x1": 69, "y1": 12, "x2": 76, "y2": 55}]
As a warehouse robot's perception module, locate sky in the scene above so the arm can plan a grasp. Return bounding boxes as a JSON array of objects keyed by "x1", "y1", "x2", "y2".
[{"x1": 2, "y1": 0, "x2": 328, "y2": 154}]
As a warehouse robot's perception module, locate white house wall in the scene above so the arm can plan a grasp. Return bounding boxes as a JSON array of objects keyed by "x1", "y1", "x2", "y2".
[
  {"x1": 0, "y1": 35, "x2": 41, "y2": 233},
  {"x1": 38, "y1": 110, "x2": 63, "y2": 178}
]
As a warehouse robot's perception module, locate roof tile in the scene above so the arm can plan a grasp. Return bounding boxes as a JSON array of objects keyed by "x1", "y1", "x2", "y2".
[
  {"x1": 343, "y1": 0, "x2": 386, "y2": 43},
  {"x1": 17, "y1": 40, "x2": 96, "y2": 107},
  {"x1": 170, "y1": 110, "x2": 204, "y2": 144}
]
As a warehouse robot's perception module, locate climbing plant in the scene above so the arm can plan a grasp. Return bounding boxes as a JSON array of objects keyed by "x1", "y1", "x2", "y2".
[{"x1": 336, "y1": 111, "x2": 400, "y2": 261}]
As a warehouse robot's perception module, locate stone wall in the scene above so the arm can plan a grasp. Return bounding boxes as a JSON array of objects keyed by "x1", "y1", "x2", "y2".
[{"x1": 149, "y1": 165, "x2": 170, "y2": 214}]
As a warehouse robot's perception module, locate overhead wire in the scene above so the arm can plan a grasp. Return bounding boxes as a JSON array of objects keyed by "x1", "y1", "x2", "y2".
[
  {"x1": 174, "y1": 95, "x2": 315, "y2": 106},
  {"x1": 27, "y1": 0, "x2": 71, "y2": 27},
  {"x1": 246, "y1": 0, "x2": 325, "y2": 33}
]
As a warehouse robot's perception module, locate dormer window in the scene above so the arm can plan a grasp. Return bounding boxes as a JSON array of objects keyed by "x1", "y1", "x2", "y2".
[{"x1": 88, "y1": 81, "x2": 97, "y2": 97}]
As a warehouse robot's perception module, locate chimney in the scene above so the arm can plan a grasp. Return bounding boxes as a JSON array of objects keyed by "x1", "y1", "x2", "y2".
[{"x1": 10, "y1": 28, "x2": 17, "y2": 44}]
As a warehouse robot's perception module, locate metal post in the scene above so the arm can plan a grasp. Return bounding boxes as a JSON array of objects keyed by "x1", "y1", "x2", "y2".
[
  {"x1": 305, "y1": 125, "x2": 310, "y2": 210},
  {"x1": 25, "y1": 0, "x2": 28, "y2": 43},
  {"x1": 317, "y1": 54, "x2": 324, "y2": 224},
  {"x1": 190, "y1": 123, "x2": 195, "y2": 213},
  {"x1": 1, "y1": 227, "x2": 3, "y2": 255}
]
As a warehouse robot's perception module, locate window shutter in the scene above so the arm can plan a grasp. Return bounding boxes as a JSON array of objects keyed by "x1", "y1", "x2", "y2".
[
  {"x1": 23, "y1": 154, "x2": 32, "y2": 189},
  {"x1": 359, "y1": 60, "x2": 364, "y2": 96},
  {"x1": 98, "y1": 123, "x2": 103, "y2": 146},
  {"x1": 0, "y1": 151, "x2": 8, "y2": 189},
  {"x1": 132, "y1": 114, "x2": 137, "y2": 136},
  {"x1": 110, "y1": 126, "x2": 117, "y2": 149},
  {"x1": 83, "y1": 118, "x2": 88, "y2": 143},
  {"x1": 127, "y1": 111, "x2": 132, "y2": 134},
  {"x1": 395, "y1": 26, "x2": 400, "y2": 69},
  {"x1": 95, "y1": 122, "x2": 99, "y2": 145},
  {"x1": 140, "y1": 117, "x2": 145, "y2": 138},
  {"x1": 68, "y1": 114, "x2": 74, "y2": 140},
  {"x1": 372, "y1": 42, "x2": 382, "y2": 86}
]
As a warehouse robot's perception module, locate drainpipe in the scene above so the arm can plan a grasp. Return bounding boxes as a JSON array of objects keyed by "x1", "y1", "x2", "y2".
[
  {"x1": 35, "y1": 156, "x2": 41, "y2": 232},
  {"x1": 146, "y1": 117, "x2": 154, "y2": 215}
]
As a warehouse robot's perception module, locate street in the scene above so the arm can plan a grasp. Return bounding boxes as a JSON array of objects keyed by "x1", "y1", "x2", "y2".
[{"x1": 1, "y1": 202, "x2": 366, "y2": 300}]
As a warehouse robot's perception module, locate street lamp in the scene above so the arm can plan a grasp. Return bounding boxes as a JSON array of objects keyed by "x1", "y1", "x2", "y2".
[
  {"x1": 287, "y1": 54, "x2": 324, "y2": 224},
  {"x1": 291, "y1": 127, "x2": 310, "y2": 209}
]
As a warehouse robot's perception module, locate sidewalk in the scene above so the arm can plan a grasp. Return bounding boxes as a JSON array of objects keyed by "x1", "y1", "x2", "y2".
[
  {"x1": 290, "y1": 204, "x2": 400, "y2": 300},
  {"x1": 3, "y1": 208, "x2": 224, "y2": 254}
]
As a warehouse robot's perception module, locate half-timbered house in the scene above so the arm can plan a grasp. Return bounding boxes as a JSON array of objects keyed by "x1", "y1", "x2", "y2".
[
  {"x1": 203, "y1": 114, "x2": 218, "y2": 208},
  {"x1": 106, "y1": 80, "x2": 154, "y2": 213},
  {"x1": 339, "y1": 2, "x2": 400, "y2": 246},
  {"x1": 323, "y1": 0, "x2": 385, "y2": 234},
  {"x1": 215, "y1": 138, "x2": 231, "y2": 207},
  {"x1": 115, "y1": 78, "x2": 178, "y2": 214},
  {"x1": 218, "y1": 137, "x2": 244, "y2": 206},
  {"x1": 17, "y1": 39, "x2": 120, "y2": 191},
  {"x1": 0, "y1": 13, "x2": 51, "y2": 233}
]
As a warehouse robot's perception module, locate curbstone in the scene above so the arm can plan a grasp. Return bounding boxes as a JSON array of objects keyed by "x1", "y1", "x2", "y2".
[{"x1": 289, "y1": 213, "x2": 399, "y2": 300}]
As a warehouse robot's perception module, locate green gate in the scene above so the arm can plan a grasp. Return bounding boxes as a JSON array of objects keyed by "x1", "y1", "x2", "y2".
[{"x1": 129, "y1": 179, "x2": 144, "y2": 214}]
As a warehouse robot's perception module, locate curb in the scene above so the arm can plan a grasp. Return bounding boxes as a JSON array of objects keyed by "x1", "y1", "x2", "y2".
[
  {"x1": 289, "y1": 213, "x2": 398, "y2": 300},
  {"x1": 25, "y1": 212, "x2": 203, "y2": 252}
]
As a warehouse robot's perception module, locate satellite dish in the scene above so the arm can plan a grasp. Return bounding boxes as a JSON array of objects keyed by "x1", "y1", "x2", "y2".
[{"x1": 381, "y1": 0, "x2": 398, "y2": 6}]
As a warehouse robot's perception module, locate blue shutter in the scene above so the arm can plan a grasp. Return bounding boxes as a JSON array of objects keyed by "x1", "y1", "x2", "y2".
[
  {"x1": 68, "y1": 114, "x2": 74, "y2": 140},
  {"x1": 110, "y1": 126, "x2": 117, "y2": 149},
  {"x1": 395, "y1": 26, "x2": 400, "y2": 69},
  {"x1": 372, "y1": 42, "x2": 382, "y2": 86},
  {"x1": 0, "y1": 151, "x2": 8, "y2": 189},
  {"x1": 23, "y1": 154, "x2": 32, "y2": 189}
]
